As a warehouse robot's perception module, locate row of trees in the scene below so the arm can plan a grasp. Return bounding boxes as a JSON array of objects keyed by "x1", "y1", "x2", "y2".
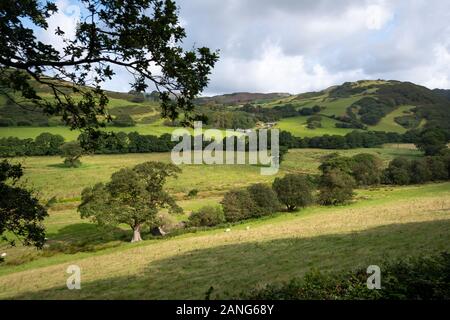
[
  {"x1": 2, "y1": 126, "x2": 447, "y2": 159},
  {"x1": 0, "y1": 129, "x2": 416, "y2": 158},
  {"x1": 189, "y1": 148, "x2": 450, "y2": 228}
]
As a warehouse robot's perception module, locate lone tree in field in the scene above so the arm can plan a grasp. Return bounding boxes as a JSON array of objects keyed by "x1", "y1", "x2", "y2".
[
  {"x1": 60, "y1": 141, "x2": 84, "y2": 168},
  {"x1": 0, "y1": 160, "x2": 48, "y2": 248},
  {"x1": 0, "y1": 0, "x2": 218, "y2": 143},
  {"x1": 79, "y1": 161, "x2": 182, "y2": 242},
  {"x1": 272, "y1": 174, "x2": 314, "y2": 212}
]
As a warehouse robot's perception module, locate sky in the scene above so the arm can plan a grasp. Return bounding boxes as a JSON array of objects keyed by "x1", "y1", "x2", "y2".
[{"x1": 36, "y1": 0, "x2": 450, "y2": 95}]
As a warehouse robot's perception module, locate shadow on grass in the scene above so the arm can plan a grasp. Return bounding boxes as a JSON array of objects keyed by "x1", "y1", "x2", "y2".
[
  {"x1": 9, "y1": 219, "x2": 450, "y2": 300},
  {"x1": 45, "y1": 223, "x2": 130, "y2": 254}
]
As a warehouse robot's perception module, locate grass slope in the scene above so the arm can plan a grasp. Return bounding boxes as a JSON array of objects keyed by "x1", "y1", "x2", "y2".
[
  {"x1": 276, "y1": 116, "x2": 355, "y2": 137},
  {"x1": 0, "y1": 183, "x2": 449, "y2": 299}
]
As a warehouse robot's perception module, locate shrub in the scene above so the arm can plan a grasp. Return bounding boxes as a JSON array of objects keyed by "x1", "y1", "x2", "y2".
[
  {"x1": 221, "y1": 189, "x2": 257, "y2": 222},
  {"x1": 16, "y1": 120, "x2": 32, "y2": 126},
  {"x1": 351, "y1": 153, "x2": 383, "y2": 186},
  {"x1": 273, "y1": 174, "x2": 314, "y2": 211},
  {"x1": 0, "y1": 119, "x2": 14, "y2": 127},
  {"x1": 382, "y1": 157, "x2": 412, "y2": 185},
  {"x1": 112, "y1": 114, "x2": 136, "y2": 127},
  {"x1": 188, "y1": 206, "x2": 225, "y2": 227},
  {"x1": 318, "y1": 169, "x2": 355, "y2": 205},
  {"x1": 426, "y1": 156, "x2": 449, "y2": 181},
  {"x1": 415, "y1": 128, "x2": 448, "y2": 156},
  {"x1": 187, "y1": 189, "x2": 199, "y2": 198},
  {"x1": 247, "y1": 183, "x2": 281, "y2": 217},
  {"x1": 242, "y1": 252, "x2": 450, "y2": 300},
  {"x1": 60, "y1": 142, "x2": 84, "y2": 168},
  {"x1": 410, "y1": 159, "x2": 432, "y2": 184}
]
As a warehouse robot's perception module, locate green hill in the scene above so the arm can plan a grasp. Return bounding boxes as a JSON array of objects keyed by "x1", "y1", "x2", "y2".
[{"x1": 1, "y1": 79, "x2": 449, "y2": 140}]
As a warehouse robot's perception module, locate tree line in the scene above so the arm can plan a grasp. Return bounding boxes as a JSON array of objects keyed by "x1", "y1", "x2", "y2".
[
  {"x1": 1, "y1": 128, "x2": 438, "y2": 158},
  {"x1": 189, "y1": 149, "x2": 450, "y2": 228}
]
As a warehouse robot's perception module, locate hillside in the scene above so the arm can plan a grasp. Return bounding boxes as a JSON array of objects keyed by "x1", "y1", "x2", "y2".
[{"x1": 0, "y1": 79, "x2": 449, "y2": 140}]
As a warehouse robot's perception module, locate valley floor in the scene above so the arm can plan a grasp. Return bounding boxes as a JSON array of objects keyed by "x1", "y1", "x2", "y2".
[
  {"x1": 0, "y1": 182, "x2": 449, "y2": 299},
  {"x1": 0, "y1": 146, "x2": 448, "y2": 299}
]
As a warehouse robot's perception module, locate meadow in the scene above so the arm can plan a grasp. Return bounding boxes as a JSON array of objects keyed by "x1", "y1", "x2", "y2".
[{"x1": 2, "y1": 144, "x2": 448, "y2": 300}]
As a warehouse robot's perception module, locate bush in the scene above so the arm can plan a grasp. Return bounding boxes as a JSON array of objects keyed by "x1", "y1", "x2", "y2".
[
  {"x1": 188, "y1": 206, "x2": 225, "y2": 227},
  {"x1": 410, "y1": 159, "x2": 432, "y2": 184},
  {"x1": 247, "y1": 183, "x2": 281, "y2": 217},
  {"x1": 221, "y1": 189, "x2": 258, "y2": 222},
  {"x1": 273, "y1": 174, "x2": 314, "y2": 211},
  {"x1": 16, "y1": 120, "x2": 32, "y2": 126},
  {"x1": 242, "y1": 252, "x2": 450, "y2": 300},
  {"x1": 112, "y1": 114, "x2": 136, "y2": 127},
  {"x1": 351, "y1": 153, "x2": 383, "y2": 186},
  {"x1": 382, "y1": 157, "x2": 412, "y2": 185},
  {"x1": 187, "y1": 189, "x2": 199, "y2": 198},
  {"x1": 318, "y1": 169, "x2": 355, "y2": 205},
  {"x1": 0, "y1": 119, "x2": 14, "y2": 127}
]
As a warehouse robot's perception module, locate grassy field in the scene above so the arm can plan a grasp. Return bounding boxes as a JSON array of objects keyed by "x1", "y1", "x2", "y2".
[
  {"x1": 0, "y1": 182, "x2": 449, "y2": 299},
  {"x1": 9, "y1": 146, "x2": 421, "y2": 201},
  {"x1": 0, "y1": 140, "x2": 448, "y2": 299},
  {"x1": 368, "y1": 105, "x2": 413, "y2": 133},
  {"x1": 0, "y1": 122, "x2": 183, "y2": 140},
  {"x1": 276, "y1": 116, "x2": 356, "y2": 137}
]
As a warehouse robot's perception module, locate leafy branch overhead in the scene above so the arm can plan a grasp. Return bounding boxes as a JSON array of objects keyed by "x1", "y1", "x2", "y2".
[{"x1": 0, "y1": 0, "x2": 219, "y2": 134}]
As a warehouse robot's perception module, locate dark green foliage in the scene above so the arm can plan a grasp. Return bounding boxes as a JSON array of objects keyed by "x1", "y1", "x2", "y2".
[
  {"x1": 318, "y1": 169, "x2": 355, "y2": 205},
  {"x1": 187, "y1": 189, "x2": 199, "y2": 198},
  {"x1": 60, "y1": 141, "x2": 84, "y2": 168},
  {"x1": 188, "y1": 206, "x2": 225, "y2": 227},
  {"x1": 383, "y1": 154, "x2": 450, "y2": 185},
  {"x1": 247, "y1": 183, "x2": 281, "y2": 216},
  {"x1": 382, "y1": 157, "x2": 412, "y2": 185},
  {"x1": 79, "y1": 161, "x2": 182, "y2": 242},
  {"x1": 319, "y1": 153, "x2": 382, "y2": 186},
  {"x1": 394, "y1": 115, "x2": 420, "y2": 129},
  {"x1": 242, "y1": 252, "x2": 450, "y2": 300},
  {"x1": 279, "y1": 145, "x2": 288, "y2": 164},
  {"x1": 0, "y1": 160, "x2": 48, "y2": 248},
  {"x1": 273, "y1": 174, "x2": 314, "y2": 211},
  {"x1": 112, "y1": 114, "x2": 136, "y2": 127},
  {"x1": 351, "y1": 153, "x2": 383, "y2": 186},
  {"x1": 0, "y1": 0, "x2": 218, "y2": 139},
  {"x1": 415, "y1": 128, "x2": 448, "y2": 156},
  {"x1": 410, "y1": 159, "x2": 432, "y2": 184},
  {"x1": 306, "y1": 115, "x2": 322, "y2": 129},
  {"x1": 351, "y1": 97, "x2": 394, "y2": 126},
  {"x1": 241, "y1": 103, "x2": 298, "y2": 123},
  {"x1": 426, "y1": 156, "x2": 449, "y2": 181},
  {"x1": 328, "y1": 82, "x2": 369, "y2": 98},
  {"x1": 221, "y1": 189, "x2": 258, "y2": 222},
  {"x1": 33, "y1": 132, "x2": 64, "y2": 155},
  {"x1": 319, "y1": 153, "x2": 354, "y2": 175}
]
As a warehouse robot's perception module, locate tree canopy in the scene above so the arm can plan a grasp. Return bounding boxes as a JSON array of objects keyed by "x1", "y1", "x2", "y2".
[
  {"x1": 0, "y1": 160, "x2": 48, "y2": 248},
  {"x1": 0, "y1": 0, "x2": 218, "y2": 139},
  {"x1": 79, "y1": 161, "x2": 182, "y2": 242}
]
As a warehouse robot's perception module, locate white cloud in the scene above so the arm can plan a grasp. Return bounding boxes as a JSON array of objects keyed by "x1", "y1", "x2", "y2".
[
  {"x1": 210, "y1": 43, "x2": 365, "y2": 94},
  {"x1": 32, "y1": 0, "x2": 450, "y2": 94},
  {"x1": 37, "y1": 0, "x2": 80, "y2": 52},
  {"x1": 364, "y1": 4, "x2": 393, "y2": 30}
]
